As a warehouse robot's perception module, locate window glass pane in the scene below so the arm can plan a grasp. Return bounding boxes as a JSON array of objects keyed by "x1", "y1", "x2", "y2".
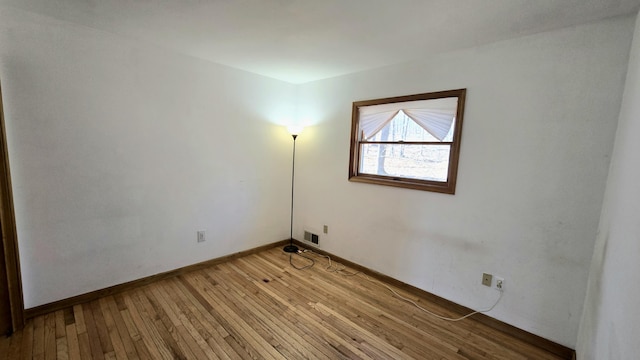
[{"x1": 359, "y1": 144, "x2": 450, "y2": 182}]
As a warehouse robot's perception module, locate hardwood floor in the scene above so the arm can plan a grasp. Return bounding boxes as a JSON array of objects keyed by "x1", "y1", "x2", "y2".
[{"x1": 1, "y1": 246, "x2": 565, "y2": 359}]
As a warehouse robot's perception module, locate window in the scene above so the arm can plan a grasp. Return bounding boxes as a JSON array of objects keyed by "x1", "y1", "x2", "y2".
[{"x1": 349, "y1": 89, "x2": 466, "y2": 194}]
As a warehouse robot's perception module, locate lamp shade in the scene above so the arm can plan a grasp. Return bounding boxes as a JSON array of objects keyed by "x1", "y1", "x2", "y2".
[{"x1": 287, "y1": 125, "x2": 304, "y2": 136}]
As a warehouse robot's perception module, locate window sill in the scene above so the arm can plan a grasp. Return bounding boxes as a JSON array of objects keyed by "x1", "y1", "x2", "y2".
[{"x1": 348, "y1": 174, "x2": 456, "y2": 194}]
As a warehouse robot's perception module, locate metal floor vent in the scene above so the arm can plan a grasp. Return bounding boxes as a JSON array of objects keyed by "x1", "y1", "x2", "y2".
[{"x1": 304, "y1": 231, "x2": 319, "y2": 245}]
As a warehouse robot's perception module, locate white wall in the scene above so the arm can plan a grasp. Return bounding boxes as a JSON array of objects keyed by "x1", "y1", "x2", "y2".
[
  {"x1": 577, "y1": 13, "x2": 640, "y2": 360},
  {"x1": 295, "y1": 16, "x2": 634, "y2": 347},
  {"x1": 0, "y1": 6, "x2": 295, "y2": 308}
]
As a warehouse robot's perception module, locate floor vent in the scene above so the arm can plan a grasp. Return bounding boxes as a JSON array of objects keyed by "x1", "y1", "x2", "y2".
[{"x1": 304, "y1": 231, "x2": 319, "y2": 245}]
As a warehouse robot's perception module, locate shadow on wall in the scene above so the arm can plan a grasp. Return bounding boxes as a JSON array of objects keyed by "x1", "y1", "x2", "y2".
[{"x1": 579, "y1": 229, "x2": 609, "y2": 357}]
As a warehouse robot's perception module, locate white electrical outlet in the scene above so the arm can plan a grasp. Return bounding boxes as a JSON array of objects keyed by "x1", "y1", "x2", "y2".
[
  {"x1": 197, "y1": 230, "x2": 206, "y2": 243},
  {"x1": 494, "y1": 277, "x2": 505, "y2": 291}
]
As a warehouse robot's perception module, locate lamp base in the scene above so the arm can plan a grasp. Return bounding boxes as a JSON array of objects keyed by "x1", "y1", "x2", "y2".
[{"x1": 283, "y1": 244, "x2": 299, "y2": 253}]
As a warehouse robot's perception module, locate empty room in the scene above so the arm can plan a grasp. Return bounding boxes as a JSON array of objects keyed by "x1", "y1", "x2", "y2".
[{"x1": 1, "y1": 1, "x2": 639, "y2": 359}]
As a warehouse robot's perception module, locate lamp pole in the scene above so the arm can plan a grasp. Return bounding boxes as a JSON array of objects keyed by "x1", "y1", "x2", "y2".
[{"x1": 283, "y1": 132, "x2": 299, "y2": 253}]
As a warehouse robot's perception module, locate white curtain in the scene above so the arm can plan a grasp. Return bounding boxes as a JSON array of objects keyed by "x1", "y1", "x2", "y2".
[{"x1": 359, "y1": 97, "x2": 458, "y2": 141}]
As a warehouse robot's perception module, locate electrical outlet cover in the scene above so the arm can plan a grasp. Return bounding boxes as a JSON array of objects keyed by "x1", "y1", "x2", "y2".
[{"x1": 482, "y1": 273, "x2": 492, "y2": 287}]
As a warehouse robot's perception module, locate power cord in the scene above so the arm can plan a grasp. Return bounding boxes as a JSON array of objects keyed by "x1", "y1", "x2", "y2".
[
  {"x1": 288, "y1": 251, "x2": 315, "y2": 270},
  {"x1": 295, "y1": 248, "x2": 503, "y2": 322},
  {"x1": 360, "y1": 274, "x2": 503, "y2": 322}
]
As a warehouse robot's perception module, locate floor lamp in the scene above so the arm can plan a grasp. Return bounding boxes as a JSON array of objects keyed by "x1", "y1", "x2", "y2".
[{"x1": 283, "y1": 126, "x2": 303, "y2": 253}]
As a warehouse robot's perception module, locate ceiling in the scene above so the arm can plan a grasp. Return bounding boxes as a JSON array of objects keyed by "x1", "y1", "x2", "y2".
[{"x1": 2, "y1": 0, "x2": 640, "y2": 83}]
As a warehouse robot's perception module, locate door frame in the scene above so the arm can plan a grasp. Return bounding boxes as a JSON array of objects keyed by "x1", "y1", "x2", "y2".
[{"x1": 0, "y1": 80, "x2": 24, "y2": 333}]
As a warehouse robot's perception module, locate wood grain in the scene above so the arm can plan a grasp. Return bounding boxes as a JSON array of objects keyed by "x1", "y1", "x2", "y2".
[{"x1": 3, "y1": 246, "x2": 573, "y2": 359}]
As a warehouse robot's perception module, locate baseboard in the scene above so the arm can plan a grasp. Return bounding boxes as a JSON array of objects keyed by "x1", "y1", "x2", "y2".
[
  {"x1": 24, "y1": 240, "x2": 289, "y2": 319},
  {"x1": 292, "y1": 240, "x2": 576, "y2": 360}
]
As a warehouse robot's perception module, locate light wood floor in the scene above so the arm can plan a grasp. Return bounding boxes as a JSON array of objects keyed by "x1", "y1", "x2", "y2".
[{"x1": 1, "y1": 246, "x2": 564, "y2": 359}]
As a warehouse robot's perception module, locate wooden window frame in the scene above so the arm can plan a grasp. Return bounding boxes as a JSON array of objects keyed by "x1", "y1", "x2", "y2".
[{"x1": 349, "y1": 89, "x2": 466, "y2": 194}]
